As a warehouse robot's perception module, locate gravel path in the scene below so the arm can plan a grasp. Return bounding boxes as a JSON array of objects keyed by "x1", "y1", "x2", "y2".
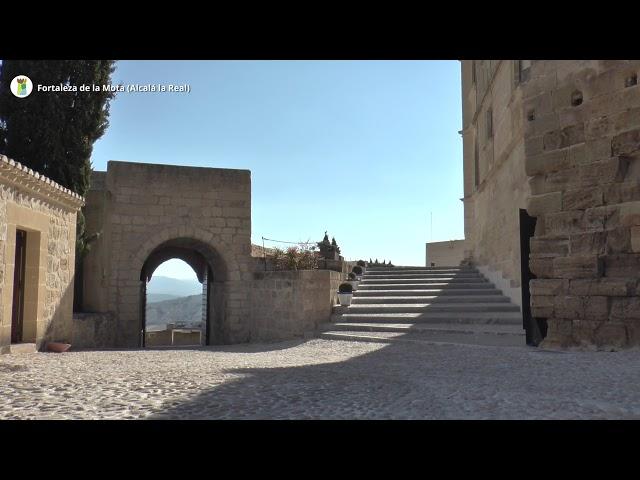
[{"x1": 1, "y1": 339, "x2": 640, "y2": 419}]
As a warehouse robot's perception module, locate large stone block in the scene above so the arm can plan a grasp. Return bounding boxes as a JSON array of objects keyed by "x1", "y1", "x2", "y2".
[
  {"x1": 612, "y1": 128, "x2": 640, "y2": 156},
  {"x1": 603, "y1": 181, "x2": 640, "y2": 204},
  {"x1": 542, "y1": 130, "x2": 562, "y2": 151},
  {"x1": 610, "y1": 297, "x2": 640, "y2": 321},
  {"x1": 578, "y1": 157, "x2": 629, "y2": 187},
  {"x1": 526, "y1": 192, "x2": 562, "y2": 216},
  {"x1": 562, "y1": 187, "x2": 603, "y2": 211},
  {"x1": 583, "y1": 206, "x2": 617, "y2": 231},
  {"x1": 566, "y1": 143, "x2": 588, "y2": 166},
  {"x1": 592, "y1": 322, "x2": 628, "y2": 348},
  {"x1": 584, "y1": 138, "x2": 613, "y2": 164},
  {"x1": 544, "y1": 211, "x2": 584, "y2": 235},
  {"x1": 529, "y1": 257, "x2": 554, "y2": 278},
  {"x1": 568, "y1": 278, "x2": 636, "y2": 296},
  {"x1": 547, "y1": 317, "x2": 574, "y2": 337},
  {"x1": 544, "y1": 167, "x2": 579, "y2": 192},
  {"x1": 524, "y1": 134, "x2": 545, "y2": 157},
  {"x1": 586, "y1": 107, "x2": 640, "y2": 141},
  {"x1": 631, "y1": 226, "x2": 640, "y2": 252},
  {"x1": 560, "y1": 123, "x2": 585, "y2": 149},
  {"x1": 553, "y1": 295, "x2": 609, "y2": 321},
  {"x1": 527, "y1": 113, "x2": 560, "y2": 137},
  {"x1": 530, "y1": 236, "x2": 569, "y2": 257},
  {"x1": 569, "y1": 231, "x2": 606, "y2": 255},
  {"x1": 584, "y1": 85, "x2": 640, "y2": 119},
  {"x1": 552, "y1": 255, "x2": 602, "y2": 279},
  {"x1": 530, "y1": 279, "x2": 565, "y2": 296},
  {"x1": 551, "y1": 83, "x2": 579, "y2": 110},
  {"x1": 525, "y1": 150, "x2": 570, "y2": 176},
  {"x1": 605, "y1": 227, "x2": 631, "y2": 254},
  {"x1": 531, "y1": 294, "x2": 554, "y2": 317},
  {"x1": 603, "y1": 253, "x2": 640, "y2": 277},
  {"x1": 617, "y1": 201, "x2": 640, "y2": 227}
]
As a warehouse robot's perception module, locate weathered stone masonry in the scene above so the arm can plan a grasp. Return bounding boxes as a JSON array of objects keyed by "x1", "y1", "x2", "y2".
[
  {"x1": 524, "y1": 60, "x2": 640, "y2": 348},
  {"x1": 83, "y1": 161, "x2": 253, "y2": 347},
  {"x1": 0, "y1": 155, "x2": 84, "y2": 353},
  {"x1": 81, "y1": 160, "x2": 341, "y2": 348}
]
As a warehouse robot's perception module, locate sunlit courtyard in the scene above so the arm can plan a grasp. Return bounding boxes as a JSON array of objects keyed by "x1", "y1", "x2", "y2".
[{"x1": 2, "y1": 339, "x2": 640, "y2": 420}]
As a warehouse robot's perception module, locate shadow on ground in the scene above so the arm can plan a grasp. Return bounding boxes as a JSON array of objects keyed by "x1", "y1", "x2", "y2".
[
  {"x1": 74, "y1": 338, "x2": 309, "y2": 354},
  {"x1": 139, "y1": 335, "x2": 638, "y2": 420}
]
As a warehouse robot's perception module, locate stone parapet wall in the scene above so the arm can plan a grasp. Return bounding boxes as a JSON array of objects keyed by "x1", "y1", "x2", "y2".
[
  {"x1": 250, "y1": 270, "x2": 341, "y2": 342},
  {"x1": 250, "y1": 243, "x2": 275, "y2": 258},
  {"x1": 524, "y1": 60, "x2": 640, "y2": 348},
  {"x1": 426, "y1": 240, "x2": 467, "y2": 267},
  {"x1": 72, "y1": 312, "x2": 116, "y2": 349}
]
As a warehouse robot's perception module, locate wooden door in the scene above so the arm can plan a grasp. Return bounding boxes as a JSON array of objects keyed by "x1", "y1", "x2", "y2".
[{"x1": 11, "y1": 230, "x2": 27, "y2": 344}]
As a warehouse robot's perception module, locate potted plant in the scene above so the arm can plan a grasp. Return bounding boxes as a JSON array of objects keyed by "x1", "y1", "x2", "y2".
[
  {"x1": 338, "y1": 282, "x2": 354, "y2": 306},
  {"x1": 357, "y1": 259, "x2": 366, "y2": 274},
  {"x1": 347, "y1": 272, "x2": 359, "y2": 290},
  {"x1": 46, "y1": 342, "x2": 71, "y2": 353},
  {"x1": 352, "y1": 265, "x2": 363, "y2": 280}
]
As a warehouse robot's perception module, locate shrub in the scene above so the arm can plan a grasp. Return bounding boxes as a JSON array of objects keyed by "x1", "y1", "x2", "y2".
[
  {"x1": 357, "y1": 260, "x2": 366, "y2": 267},
  {"x1": 352, "y1": 265, "x2": 363, "y2": 275},
  {"x1": 338, "y1": 282, "x2": 353, "y2": 293},
  {"x1": 268, "y1": 244, "x2": 319, "y2": 271},
  {"x1": 348, "y1": 272, "x2": 357, "y2": 280}
]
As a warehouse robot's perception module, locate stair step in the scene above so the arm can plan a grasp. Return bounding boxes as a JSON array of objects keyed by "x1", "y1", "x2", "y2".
[
  {"x1": 353, "y1": 288, "x2": 503, "y2": 296},
  {"x1": 356, "y1": 283, "x2": 495, "y2": 290},
  {"x1": 326, "y1": 322, "x2": 525, "y2": 336},
  {"x1": 365, "y1": 271, "x2": 478, "y2": 277},
  {"x1": 332, "y1": 264, "x2": 524, "y2": 346},
  {"x1": 8, "y1": 343, "x2": 37, "y2": 354},
  {"x1": 365, "y1": 266, "x2": 469, "y2": 271},
  {"x1": 337, "y1": 312, "x2": 523, "y2": 325},
  {"x1": 364, "y1": 273, "x2": 483, "y2": 279},
  {"x1": 319, "y1": 330, "x2": 526, "y2": 347},
  {"x1": 344, "y1": 303, "x2": 521, "y2": 313},
  {"x1": 361, "y1": 278, "x2": 488, "y2": 284},
  {"x1": 352, "y1": 295, "x2": 511, "y2": 304}
]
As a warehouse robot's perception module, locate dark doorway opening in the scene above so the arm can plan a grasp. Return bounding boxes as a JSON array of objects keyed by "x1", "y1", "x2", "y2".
[
  {"x1": 519, "y1": 209, "x2": 547, "y2": 346},
  {"x1": 11, "y1": 230, "x2": 27, "y2": 344}
]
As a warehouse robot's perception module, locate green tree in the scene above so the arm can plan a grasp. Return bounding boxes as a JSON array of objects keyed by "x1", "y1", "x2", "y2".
[{"x1": 0, "y1": 60, "x2": 117, "y2": 310}]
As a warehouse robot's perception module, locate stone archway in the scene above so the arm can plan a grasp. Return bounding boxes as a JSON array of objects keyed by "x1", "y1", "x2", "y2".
[
  {"x1": 138, "y1": 236, "x2": 230, "y2": 347},
  {"x1": 81, "y1": 161, "x2": 253, "y2": 348}
]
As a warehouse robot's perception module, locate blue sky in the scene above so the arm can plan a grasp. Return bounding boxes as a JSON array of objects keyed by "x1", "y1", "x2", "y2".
[{"x1": 91, "y1": 60, "x2": 463, "y2": 279}]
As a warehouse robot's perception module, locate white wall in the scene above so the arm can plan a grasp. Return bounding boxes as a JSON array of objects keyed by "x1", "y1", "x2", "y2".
[{"x1": 425, "y1": 240, "x2": 467, "y2": 267}]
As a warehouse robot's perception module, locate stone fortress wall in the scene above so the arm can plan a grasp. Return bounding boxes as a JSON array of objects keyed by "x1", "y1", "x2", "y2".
[
  {"x1": 0, "y1": 155, "x2": 84, "y2": 353},
  {"x1": 523, "y1": 60, "x2": 640, "y2": 348},
  {"x1": 461, "y1": 60, "x2": 640, "y2": 348},
  {"x1": 82, "y1": 161, "x2": 254, "y2": 347},
  {"x1": 460, "y1": 60, "x2": 531, "y2": 308},
  {"x1": 80, "y1": 160, "x2": 342, "y2": 349}
]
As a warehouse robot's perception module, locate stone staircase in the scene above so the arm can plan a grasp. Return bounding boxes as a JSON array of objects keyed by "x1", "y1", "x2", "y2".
[{"x1": 320, "y1": 265, "x2": 526, "y2": 347}]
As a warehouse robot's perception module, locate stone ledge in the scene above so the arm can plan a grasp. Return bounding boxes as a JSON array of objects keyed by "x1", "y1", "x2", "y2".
[{"x1": 0, "y1": 155, "x2": 85, "y2": 211}]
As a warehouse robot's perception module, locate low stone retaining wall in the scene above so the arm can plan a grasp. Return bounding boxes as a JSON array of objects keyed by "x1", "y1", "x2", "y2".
[
  {"x1": 250, "y1": 270, "x2": 343, "y2": 342},
  {"x1": 145, "y1": 329, "x2": 201, "y2": 347},
  {"x1": 72, "y1": 312, "x2": 117, "y2": 349}
]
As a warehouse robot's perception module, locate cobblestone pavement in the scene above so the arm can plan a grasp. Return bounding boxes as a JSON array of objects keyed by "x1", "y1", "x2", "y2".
[{"x1": 1, "y1": 339, "x2": 640, "y2": 419}]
